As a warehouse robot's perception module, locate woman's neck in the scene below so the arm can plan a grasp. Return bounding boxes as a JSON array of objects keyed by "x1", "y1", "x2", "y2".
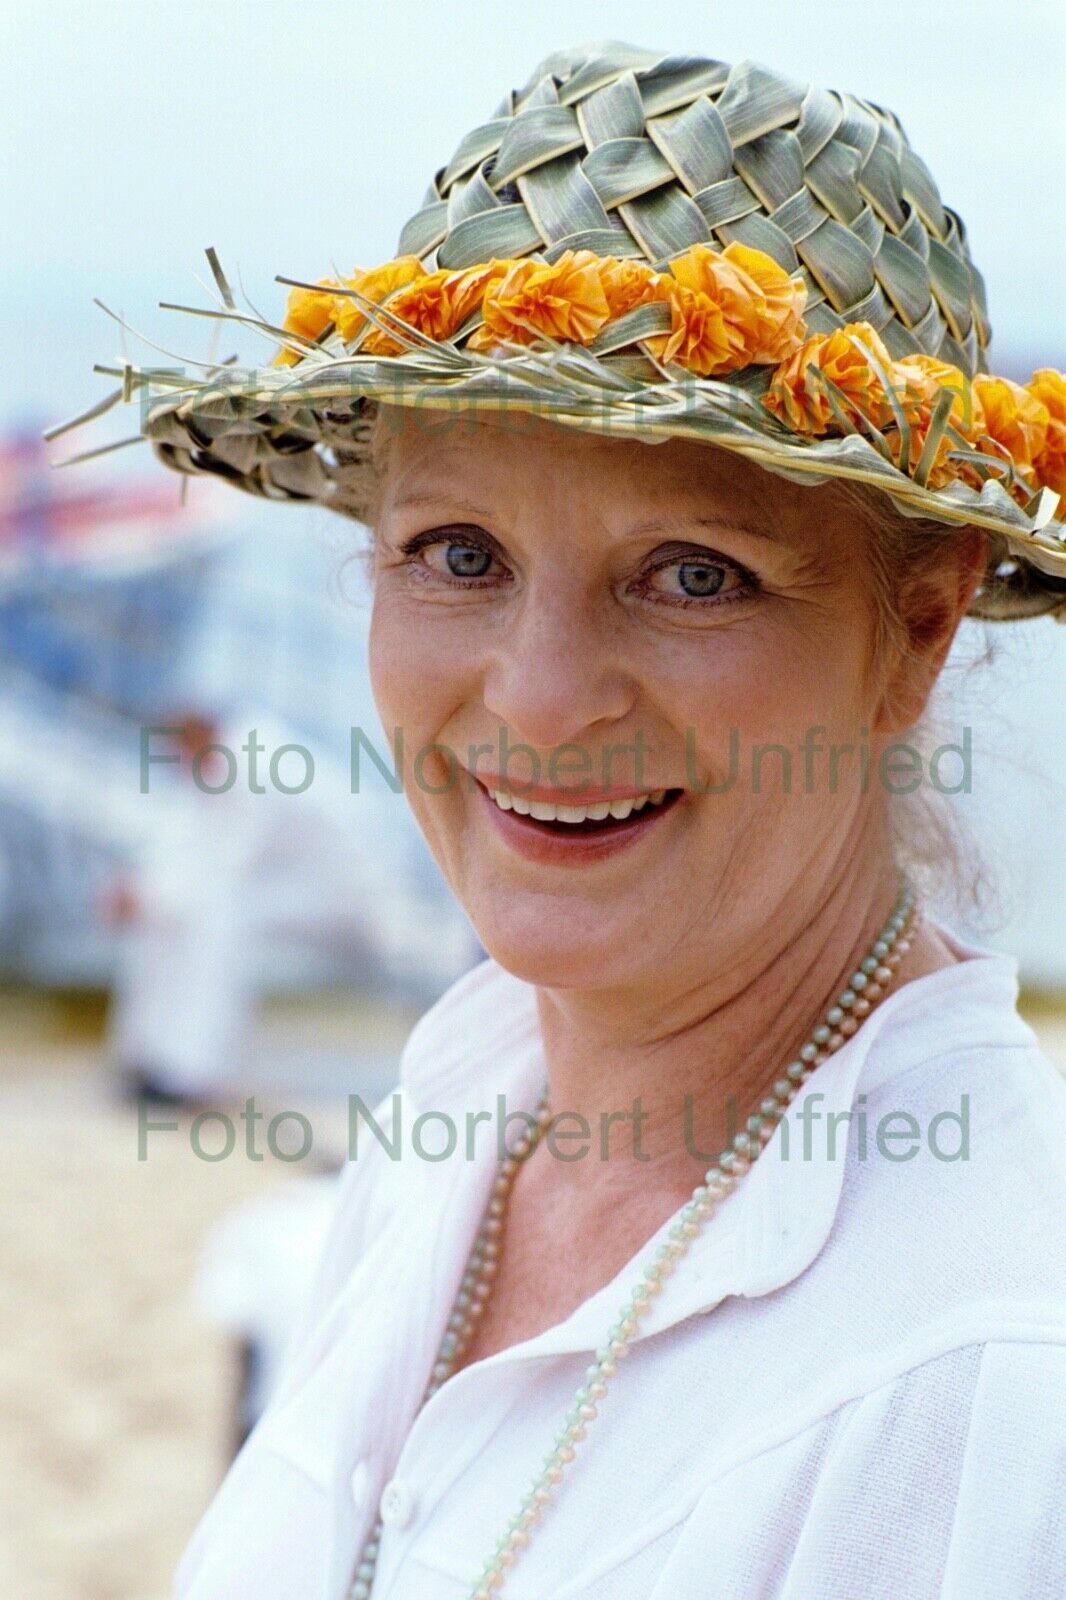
[{"x1": 532, "y1": 843, "x2": 951, "y2": 1202}]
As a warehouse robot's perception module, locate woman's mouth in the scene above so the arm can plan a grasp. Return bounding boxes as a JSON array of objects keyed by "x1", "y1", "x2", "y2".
[{"x1": 475, "y1": 780, "x2": 684, "y2": 864}]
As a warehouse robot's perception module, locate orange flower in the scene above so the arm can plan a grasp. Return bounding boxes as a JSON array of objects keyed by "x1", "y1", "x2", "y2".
[
  {"x1": 972, "y1": 374, "x2": 1050, "y2": 494},
  {"x1": 360, "y1": 267, "x2": 452, "y2": 353},
  {"x1": 887, "y1": 354, "x2": 985, "y2": 485},
  {"x1": 333, "y1": 256, "x2": 424, "y2": 344},
  {"x1": 361, "y1": 259, "x2": 518, "y2": 354},
  {"x1": 893, "y1": 354, "x2": 984, "y2": 438},
  {"x1": 763, "y1": 322, "x2": 896, "y2": 434},
  {"x1": 473, "y1": 250, "x2": 612, "y2": 349},
  {"x1": 274, "y1": 277, "x2": 341, "y2": 365},
  {"x1": 596, "y1": 256, "x2": 666, "y2": 320},
  {"x1": 648, "y1": 243, "x2": 806, "y2": 376},
  {"x1": 717, "y1": 242, "x2": 807, "y2": 364},
  {"x1": 1027, "y1": 368, "x2": 1066, "y2": 500}
]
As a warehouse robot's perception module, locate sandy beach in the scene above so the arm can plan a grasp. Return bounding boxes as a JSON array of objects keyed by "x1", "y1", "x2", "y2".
[{"x1": 0, "y1": 990, "x2": 411, "y2": 1600}]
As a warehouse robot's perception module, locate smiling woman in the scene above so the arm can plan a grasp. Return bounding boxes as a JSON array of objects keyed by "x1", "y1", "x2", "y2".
[{"x1": 67, "y1": 37, "x2": 1066, "y2": 1600}]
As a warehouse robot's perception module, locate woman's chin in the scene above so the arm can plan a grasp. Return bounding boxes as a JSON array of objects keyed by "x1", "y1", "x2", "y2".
[{"x1": 469, "y1": 897, "x2": 658, "y2": 991}]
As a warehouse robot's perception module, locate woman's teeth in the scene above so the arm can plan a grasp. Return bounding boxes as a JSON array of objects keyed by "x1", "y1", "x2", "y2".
[{"x1": 486, "y1": 788, "x2": 668, "y2": 823}]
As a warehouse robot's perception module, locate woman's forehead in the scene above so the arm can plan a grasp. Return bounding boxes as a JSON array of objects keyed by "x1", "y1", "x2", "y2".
[{"x1": 377, "y1": 408, "x2": 804, "y2": 525}]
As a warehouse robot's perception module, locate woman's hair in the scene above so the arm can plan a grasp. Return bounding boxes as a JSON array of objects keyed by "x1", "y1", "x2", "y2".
[
  {"x1": 358, "y1": 406, "x2": 1001, "y2": 926},
  {"x1": 828, "y1": 480, "x2": 1002, "y2": 926}
]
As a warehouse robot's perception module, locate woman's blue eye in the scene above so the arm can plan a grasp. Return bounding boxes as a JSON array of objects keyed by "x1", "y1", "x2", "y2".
[
  {"x1": 677, "y1": 560, "x2": 725, "y2": 597},
  {"x1": 445, "y1": 544, "x2": 492, "y2": 577}
]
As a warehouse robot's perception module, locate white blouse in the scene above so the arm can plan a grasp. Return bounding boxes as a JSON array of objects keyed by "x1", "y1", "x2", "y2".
[{"x1": 176, "y1": 928, "x2": 1066, "y2": 1599}]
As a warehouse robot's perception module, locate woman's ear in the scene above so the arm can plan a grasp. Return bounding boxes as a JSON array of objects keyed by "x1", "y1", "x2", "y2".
[{"x1": 875, "y1": 529, "x2": 988, "y2": 734}]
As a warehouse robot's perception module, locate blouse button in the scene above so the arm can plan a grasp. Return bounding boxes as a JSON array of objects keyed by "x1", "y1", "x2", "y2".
[
  {"x1": 349, "y1": 1460, "x2": 370, "y2": 1509},
  {"x1": 379, "y1": 1477, "x2": 417, "y2": 1530}
]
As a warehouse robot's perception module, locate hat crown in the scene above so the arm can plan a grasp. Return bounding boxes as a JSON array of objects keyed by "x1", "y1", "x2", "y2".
[{"x1": 396, "y1": 41, "x2": 991, "y2": 376}]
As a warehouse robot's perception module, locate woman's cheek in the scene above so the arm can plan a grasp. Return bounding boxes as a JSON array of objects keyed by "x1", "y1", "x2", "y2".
[{"x1": 368, "y1": 587, "x2": 433, "y2": 733}]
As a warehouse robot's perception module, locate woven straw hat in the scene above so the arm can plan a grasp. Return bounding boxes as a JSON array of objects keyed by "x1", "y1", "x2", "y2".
[{"x1": 55, "y1": 41, "x2": 1066, "y2": 620}]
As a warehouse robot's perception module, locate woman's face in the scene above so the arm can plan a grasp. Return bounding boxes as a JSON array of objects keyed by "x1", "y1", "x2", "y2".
[{"x1": 369, "y1": 410, "x2": 915, "y2": 991}]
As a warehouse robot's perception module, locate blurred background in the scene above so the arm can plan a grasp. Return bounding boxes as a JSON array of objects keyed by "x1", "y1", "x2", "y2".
[{"x1": 2, "y1": 2, "x2": 1064, "y2": 1595}]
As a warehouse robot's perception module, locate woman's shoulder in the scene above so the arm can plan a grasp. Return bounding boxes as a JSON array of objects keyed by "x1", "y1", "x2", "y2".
[
  {"x1": 711, "y1": 1334, "x2": 1066, "y2": 1597},
  {"x1": 823, "y1": 962, "x2": 1066, "y2": 1349}
]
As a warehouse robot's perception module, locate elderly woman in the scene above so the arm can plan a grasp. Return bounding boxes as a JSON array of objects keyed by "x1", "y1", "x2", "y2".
[{"x1": 64, "y1": 40, "x2": 1066, "y2": 1600}]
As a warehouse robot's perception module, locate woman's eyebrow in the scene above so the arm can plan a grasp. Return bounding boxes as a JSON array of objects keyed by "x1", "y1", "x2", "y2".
[
  {"x1": 625, "y1": 515, "x2": 777, "y2": 544},
  {"x1": 386, "y1": 489, "x2": 496, "y2": 522}
]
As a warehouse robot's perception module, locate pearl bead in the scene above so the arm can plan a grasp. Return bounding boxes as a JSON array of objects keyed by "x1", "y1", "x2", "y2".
[{"x1": 853, "y1": 997, "x2": 871, "y2": 1017}]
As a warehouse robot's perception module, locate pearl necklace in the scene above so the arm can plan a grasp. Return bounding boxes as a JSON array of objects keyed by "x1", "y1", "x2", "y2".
[{"x1": 348, "y1": 882, "x2": 917, "y2": 1600}]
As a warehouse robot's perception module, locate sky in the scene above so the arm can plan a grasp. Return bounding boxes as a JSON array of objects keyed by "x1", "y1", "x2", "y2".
[{"x1": 4, "y1": 0, "x2": 1065, "y2": 977}]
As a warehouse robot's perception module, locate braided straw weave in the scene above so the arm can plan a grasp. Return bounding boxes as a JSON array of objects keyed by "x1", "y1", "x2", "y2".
[
  {"x1": 52, "y1": 42, "x2": 1066, "y2": 619},
  {"x1": 403, "y1": 45, "x2": 989, "y2": 368}
]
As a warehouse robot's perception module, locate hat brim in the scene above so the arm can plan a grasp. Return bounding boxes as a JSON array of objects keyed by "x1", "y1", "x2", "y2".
[{"x1": 136, "y1": 338, "x2": 1066, "y2": 622}]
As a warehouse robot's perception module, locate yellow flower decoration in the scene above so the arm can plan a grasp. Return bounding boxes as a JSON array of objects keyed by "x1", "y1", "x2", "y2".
[
  {"x1": 1027, "y1": 369, "x2": 1066, "y2": 500},
  {"x1": 762, "y1": 322, "x2": 896, "y2": 434},
  {"x1": 893, "y1": 354, "x2": 984, "y2": 438},
  {"x1": 274, "y1": 248, "x2": 1065, "y2": 516},
  {"x1": 645, "y1": 260, "x2": 732, "y2": 376},
  {"x1": 640, "y1": 244, "x2": 806, "y2": 376},
  {"x1": 888, "y1": 354, "x2": 985, "y2": 485},
  {"x1": 596, "y1": 256, "x2": 666, "y2": 319},
  {"x1": 332, "y1": 256, "x2": 424, "y2": 345},
  {"x1": 471, "y1": 250, "x2": 612, "y2": 349},
  {"x1": 274, "y1": 277, "x2": 341, "y2": 366},
  {"x1": 647, "y1": 243, "x2": 806, "y2": 376},
  {"x1": 715, "y1": 242, "x2": 807, "y2": 364},
  {"x1": 361, "y1": 259, "x2": 518, "y2": 355},
  {"x1": 972, "y1": 374, "x2": 1050, "y2": 495}
]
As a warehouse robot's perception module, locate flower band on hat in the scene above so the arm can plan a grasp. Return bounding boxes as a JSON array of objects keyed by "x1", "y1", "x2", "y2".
[{"x1": 274, "y1": 245, "x2": 1066, "y2": 514}]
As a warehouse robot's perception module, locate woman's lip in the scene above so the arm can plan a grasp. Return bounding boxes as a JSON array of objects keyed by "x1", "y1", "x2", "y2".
[
  {"x1": 475, "y1": 782, "x2": 682, "y2": 867},
  {"x1": 470, "y1": 770, "x2": 674, "y2": 805}
]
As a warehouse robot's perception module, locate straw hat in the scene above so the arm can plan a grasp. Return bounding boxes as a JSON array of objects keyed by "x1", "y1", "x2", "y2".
[{"x1": 55, "y1": 41, "x2": 1066, "y2": 620}]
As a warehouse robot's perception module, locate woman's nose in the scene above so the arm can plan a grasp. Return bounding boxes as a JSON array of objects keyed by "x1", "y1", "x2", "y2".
[{"x1": 480, "y1": 593, "x2": 635, "y2": 751}]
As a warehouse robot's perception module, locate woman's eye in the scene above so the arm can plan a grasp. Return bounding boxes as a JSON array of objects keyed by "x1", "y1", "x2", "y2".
[
  {"x1": 443, "y1": 542, "x2": 492, "y2": 577},
  {"x1": 414, "y1": 538, "x2": 500, "y2": 580},
  {"x1": 643, "y1": 555, "x2": 742, "y2": 601}
]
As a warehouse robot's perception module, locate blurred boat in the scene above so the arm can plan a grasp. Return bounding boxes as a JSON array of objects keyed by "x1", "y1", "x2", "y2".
[
  {"x1": 0, "y1": 428, "x2": 476, "y2": 1003},
  {"x1": 0, "y1": 427, "x2": 236, "y2": 714}
]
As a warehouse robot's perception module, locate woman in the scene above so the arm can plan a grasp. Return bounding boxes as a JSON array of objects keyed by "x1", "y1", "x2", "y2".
[{"x1": 63, "y1": 41, "x2": 1066, "y2": 1600}]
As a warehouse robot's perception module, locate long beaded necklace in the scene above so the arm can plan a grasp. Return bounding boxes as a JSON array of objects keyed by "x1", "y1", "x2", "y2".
[{"x1": 348, "y1": 881, "x2": 917, "y2": 1599}]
